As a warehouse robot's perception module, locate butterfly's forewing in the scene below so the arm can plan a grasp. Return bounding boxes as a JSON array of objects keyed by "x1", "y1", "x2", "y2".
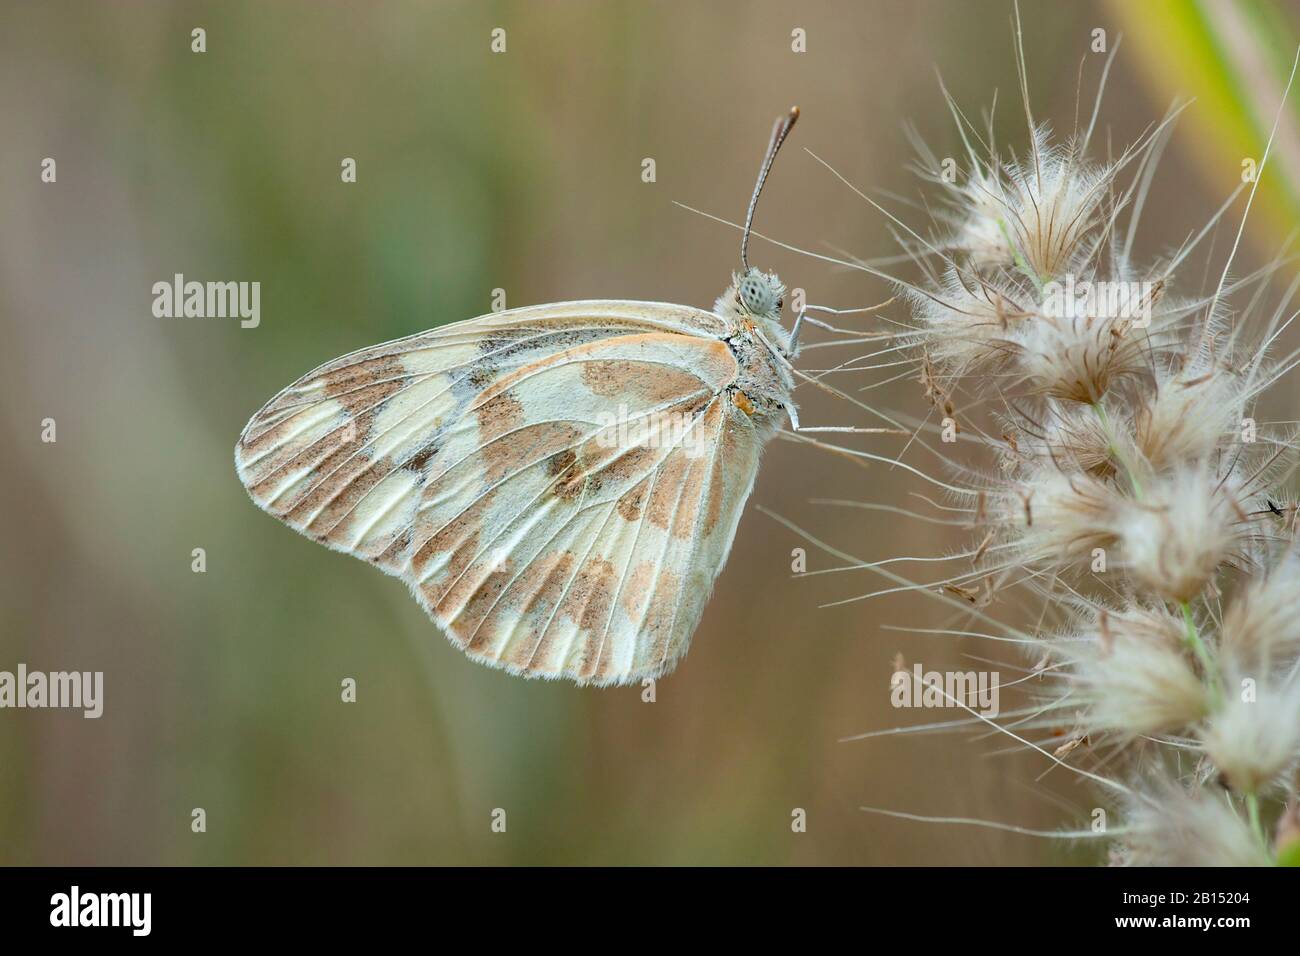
[{"x1": 236, "y1": 303, "x2": 764, "y2": 684}]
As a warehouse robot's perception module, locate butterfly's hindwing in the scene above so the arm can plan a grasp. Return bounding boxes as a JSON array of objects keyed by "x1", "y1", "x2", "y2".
[{"x1": 236, "y1": 303, "x2": 768, "y2": 684}]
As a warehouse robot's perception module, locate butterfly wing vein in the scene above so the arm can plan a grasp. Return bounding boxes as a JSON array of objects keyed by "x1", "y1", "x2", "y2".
[{"x1": 235, "y1": 302, "x2": 764, "y2": 684}]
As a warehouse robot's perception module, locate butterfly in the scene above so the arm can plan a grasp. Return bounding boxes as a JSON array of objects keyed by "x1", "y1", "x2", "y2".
[{"x1": 236, "y1": 108, "x2": 807, "y2": 685}]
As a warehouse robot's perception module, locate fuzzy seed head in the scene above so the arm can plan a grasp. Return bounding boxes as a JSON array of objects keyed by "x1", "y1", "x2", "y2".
[
  {"x1": 949, "y1": 169, "x2": 1015, "y2": 269},
  {"x1": 1135, "y1": 366, "x2": 1247, "y2": 470},
  {"x1": 1016, "y1": 312, "x2": 1146, "y2": 403},
  {"x1": 1000, "y1": 469, "x2": 1119, "y2": 570},
  {"x1": 964, "y1": 127, "x2": 1115, "y2": 280},
  {"x1": 1116, "y1": 470, "x2": 1244, "y2": 603},
  {"x1": 909, "y1": 268, "x2": 1031, "y2": 377},
  {"x1": 1034, "y1": 405, "x2": 1118, "y2": 477},
  {"x1": 1118, "y1": 783, "x2": 1273, "y2": 866},
  {"x1": 1200, "y1": 677, "x2": 1300, "y2": 795},
  {"x1": 1221, "y1": 551, "x2": 1300, "y2": 670},
  {"x1": 1051, "y1": 606, "x2": 1208, "y2": 738}
]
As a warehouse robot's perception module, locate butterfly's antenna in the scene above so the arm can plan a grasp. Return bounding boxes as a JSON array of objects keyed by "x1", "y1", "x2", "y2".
[{"x1": 741, "y1": 106, "x2": 800, "y2": 270}]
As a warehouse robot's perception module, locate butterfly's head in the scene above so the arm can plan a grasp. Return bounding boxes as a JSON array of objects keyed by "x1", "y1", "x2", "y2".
[
  {"x1": 719, "y1": 267, "x2": 785, "y2": 322},
  {"x1": 716, "y1": 268, "x2": 793, "y2": 355}
]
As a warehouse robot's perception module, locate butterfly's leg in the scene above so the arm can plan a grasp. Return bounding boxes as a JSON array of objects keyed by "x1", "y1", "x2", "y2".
[
  {"x1": 793, "y1": 425, "x2": 902, "y2": 433},
  {"x1": 790, "y1": 307, "x2": 805, "y2": 352},
  {"x1": 787, "y1": 393, "x2": 903, "y2": 435},
  {"x1": 787, "y1": 349, "x2": 907, "y2": 436},
  {"x1": 784, "y1": 297, "x2": 907, "y2": 435},
  {"x1": 790, "y1": 298, "x2": 898, "y2": 355},
  {"x1": 793, "y1": 298, "x2": 898, "y2": 345}
]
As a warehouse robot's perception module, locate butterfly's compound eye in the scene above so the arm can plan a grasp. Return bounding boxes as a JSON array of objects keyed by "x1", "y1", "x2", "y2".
[{"x1": 739, "y1": 272, "x2": 777, "y2": 315}]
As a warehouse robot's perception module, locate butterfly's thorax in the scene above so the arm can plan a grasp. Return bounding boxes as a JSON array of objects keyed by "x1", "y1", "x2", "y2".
[
  {"x1": 714, "y1": 270, "x2": 797, "y2": 430},
  {"x1": 722, "y1": 324, "x2": 794, "y2": 428}
]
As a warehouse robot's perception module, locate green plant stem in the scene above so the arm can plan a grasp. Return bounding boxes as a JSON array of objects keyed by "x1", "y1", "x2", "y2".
[
  {"x1": 1090, "y1": 402, "x2": 1143, "y2": 499},
  {"x1": 1181, "y1": 601, "x2": 1222, "y2": 709},
  {"x1": 997, "y1": 217, "x2": 1045, "y2": 292},
  {"x1": 1246, "y1": 792, "x2": 1267, "y2": 849}
]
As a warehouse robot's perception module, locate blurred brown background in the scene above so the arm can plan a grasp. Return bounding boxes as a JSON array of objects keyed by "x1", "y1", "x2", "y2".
[{"x1": 1, "y1": 0, "x2": 1294, "y2": 865}]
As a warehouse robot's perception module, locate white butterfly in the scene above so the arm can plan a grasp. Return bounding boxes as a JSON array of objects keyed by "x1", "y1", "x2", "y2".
[{"x1": 236, "y1": 108, "x2": 809, "y2": 685}]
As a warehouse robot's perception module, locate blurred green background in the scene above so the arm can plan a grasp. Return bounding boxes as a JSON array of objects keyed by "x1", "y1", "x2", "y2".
[{"x1": 1, "y1": 0, "x2": 1296, "y2": 865}]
